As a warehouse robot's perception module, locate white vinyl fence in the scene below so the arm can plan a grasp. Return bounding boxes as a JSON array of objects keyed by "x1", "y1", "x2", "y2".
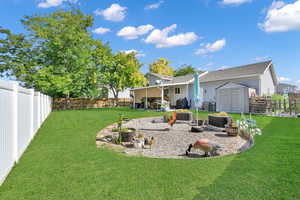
[{"x1": 0, "y1": 80, "x2": 52, "y2": 185}]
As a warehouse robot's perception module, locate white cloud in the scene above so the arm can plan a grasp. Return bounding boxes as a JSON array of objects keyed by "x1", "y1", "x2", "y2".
[
  {"x1": 296, "y1": 80, "x2": 300, "y2": 83},
  {"x1": 144, "y1": 24, "x2": 198, "y2": 48},
  {"x1": 38, "y1": 0, "x2": 63, "y2": 8},
  {"x1": 117, "y1": 25, "x2": 154, "y2": 40},
  {"x1": 278, "y1": 77, "x2": 291, "y2": 82},
  {"x1": 38, "y1": 0, "x2": 77, "y2": 8},
  {"x1": 92, "y1": 27, "x2": 111, "y2": 35},
  {"x1": 221, "y1": 0, "x2": 252, "y2": 5},
  {"x1": 259, "y1": 0, "x2": 300, "y2": 32},
  {"x1": 145, "y1": 1, "x2": 164, "y2": 10},
  {"x1": 94, "y1": 3, "x2": 127, "y2": 22},
  {"x1": 121, "y1": 49, "x2": 145, "y2": 57},
  {"x1": 255, "y1": 55, "x2": 270, "y2": 61},
  {"x1": 195, "y1": 38, "x2": 226, "y2": 55}
]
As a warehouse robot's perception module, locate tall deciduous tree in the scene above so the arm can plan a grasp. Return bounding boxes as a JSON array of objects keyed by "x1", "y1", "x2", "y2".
[
  {"x1": 100, "y1": 51, "x2": 147, "y2": 106},
  {"x1": 0, "y1": 27, "x2": 33, "y2": 80},
  {"x1": 149, "y1": 58, "x2": 174, "y2": 76},
  {"x1": 174, "y1": 64, "x2": 197, "y2": 77},
  {"x1": 0, "y1": 10, "x2": 108, "y2": 98}
]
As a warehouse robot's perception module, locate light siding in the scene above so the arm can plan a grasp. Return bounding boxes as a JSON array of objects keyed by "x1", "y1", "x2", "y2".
[
  {"x1": 260, "y1": 68, "x2": 276, "y2": 95},
  {"x1": 201, "y1": 76, "x2": 260, "y2": 103}
]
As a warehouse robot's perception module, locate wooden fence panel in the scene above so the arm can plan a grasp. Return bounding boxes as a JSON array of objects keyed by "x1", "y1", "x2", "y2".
[
  {"x1": 52, "y1": 98, "x2": 132, "y2": 110},
  {"x1": 249, "y1": 96, "x2": 300, "y2": 116}
]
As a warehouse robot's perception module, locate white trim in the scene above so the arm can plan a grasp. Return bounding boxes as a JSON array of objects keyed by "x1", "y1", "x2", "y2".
[
  {"x1": 263, "y1": 61, "x2": 272, "y2": 74},
  {"x1": 145, "y1": 88, "x2": 148, "y2": 109},
  {"x1": 263, "y1": 62, "x2": 278, "y2": 86},
  {"x1": 131, "y1": 71, "x2": 209, "y2": 91}
]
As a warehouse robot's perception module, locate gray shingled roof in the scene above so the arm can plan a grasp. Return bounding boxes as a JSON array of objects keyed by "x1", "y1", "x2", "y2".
[
  {"x1": 200, "y1": 61, "x2": 272, "y2": 83},
  {"x1": 165, "y1": 74, "x2": 194, "y2": 84},
  {"x1": 146, "y1": 72, "x2": 173, "y2": 80}
]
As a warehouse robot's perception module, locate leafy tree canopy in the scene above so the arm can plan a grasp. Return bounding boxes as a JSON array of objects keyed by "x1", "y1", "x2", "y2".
[
  {"x1": 0, "y1": 9, "x2": 110, "y2": 98},
  {"x1": 100, "y1": 51, "x2": 147, "y2": 105},
  {"x1": 149, "y1": 58, "x2": 174, "y2": 76},
  {"x1": 174, "y1": 64, "x2": 197, "y2": 77}
]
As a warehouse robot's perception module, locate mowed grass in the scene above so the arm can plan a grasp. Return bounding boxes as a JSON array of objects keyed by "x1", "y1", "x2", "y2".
[{"x1": 0, "y1": 108, "x2": 299, "y2": 200}]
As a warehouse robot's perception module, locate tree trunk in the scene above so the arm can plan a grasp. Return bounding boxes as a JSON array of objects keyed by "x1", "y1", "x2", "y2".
[
  {"x1": 110, "y1": 87, "x2": 119, "y2": 107},
  {"x1": 66, "y1": 92, "x2": 70, "y2": 110},
  {"x1": 114, "y1": 91, "x2": 119, "y2": 107}
]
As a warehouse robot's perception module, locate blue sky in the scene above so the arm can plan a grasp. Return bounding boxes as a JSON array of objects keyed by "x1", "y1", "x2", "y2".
[{"x1": 1, "y1": 0, "x2": 300, "y2": 87}]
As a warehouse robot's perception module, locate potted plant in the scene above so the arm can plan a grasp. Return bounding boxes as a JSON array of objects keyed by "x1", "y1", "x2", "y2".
[
  {"x1": 120, "y1": 127, "x2": 136, "y2": 142},
  {"x1": 225, "y1": 121, "x2": 239, "y2": 136},
  {"x1": 237, "y1": 114, "x2": 262, "y2": 142}
]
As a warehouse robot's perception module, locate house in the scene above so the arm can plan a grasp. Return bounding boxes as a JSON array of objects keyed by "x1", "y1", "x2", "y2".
[
  {"x1": 107, "y1": 88, "x2": 131, "y2": 99},
  {"x1": 131, "y1": 72, "x2": 207, "y2": 109},
  {"x1": 131, "y1": 60, "x2": 278, "y2": 113},
  {"x1": 276, "y1": 83, "x2": 298, "y2": 94},
  {"x1": 200, "y1": 61, "x2": 277, "y2": 113}
]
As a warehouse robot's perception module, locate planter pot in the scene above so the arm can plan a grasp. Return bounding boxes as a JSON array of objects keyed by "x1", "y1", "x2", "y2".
[
  {"x1": 120, "y1": 128, "x2": 136, "y2": 142},
  {"x1": 225, "y1": 126, "x2": 239, "y2": 136},
  {"x1": 208, "y1": 115, "x2": 232, "y2": 128},
  {"x1": 194, "y1": 119, "x2": 207, "y2": 126},
  {"x1": 176, "y1": 112, "x2": 193, "y2": 121},
  {"x1": 191, "y1": 126, "x2": 204, "y2": 132}
]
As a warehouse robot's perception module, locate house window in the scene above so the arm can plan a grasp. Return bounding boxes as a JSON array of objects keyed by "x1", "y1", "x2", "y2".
[{"x1": 175, "y1": 87, "x2": 181, "y2": 94}]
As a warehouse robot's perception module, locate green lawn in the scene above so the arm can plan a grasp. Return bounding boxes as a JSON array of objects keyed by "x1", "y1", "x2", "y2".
[{"x1": 0, "y1": 108, "x2": 299, "y2": 200}]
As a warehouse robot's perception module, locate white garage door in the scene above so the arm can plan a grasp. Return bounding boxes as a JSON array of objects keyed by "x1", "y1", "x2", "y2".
[{"x1": 217, "y1": 88, "x2": 244, "y2": 113}]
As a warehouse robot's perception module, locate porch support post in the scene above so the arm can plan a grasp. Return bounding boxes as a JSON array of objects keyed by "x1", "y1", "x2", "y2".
[
  {"x1": 186, "y1": 84, "x2": 190, "y2": 108},
  {"x1": 133, "y1": 90, "x2": 135, "y2": 109},
  {"x1": 161, "y1": 86, "x2": 164, "y2": 105},
  {"x1": 145, "y1": 88, "x2": 148, "y2": 109},
  {"x1": 186, "y1": 84, "x2": 189, "y2": 99}
]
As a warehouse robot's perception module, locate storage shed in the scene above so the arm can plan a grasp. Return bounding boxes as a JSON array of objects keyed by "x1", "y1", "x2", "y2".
[{"x1": 216, "y1": 82, "x2": 256, "y2": 113}]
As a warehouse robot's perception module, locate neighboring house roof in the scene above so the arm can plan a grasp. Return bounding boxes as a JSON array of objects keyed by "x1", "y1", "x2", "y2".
[
  {"x1": 200, "y1": 60, "x2": 274, "y2": 83},
  {"x1": 278, "y1": 83, "x2": 298, "y2": 88},
  {"x1": 145, "y1": 72, "x2": 173, "y2": 81}
]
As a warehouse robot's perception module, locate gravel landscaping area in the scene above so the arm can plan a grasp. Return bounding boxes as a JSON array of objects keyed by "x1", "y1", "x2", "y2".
[{"x1": 96, "y1": 117, "x2": 249, "y2": 159}]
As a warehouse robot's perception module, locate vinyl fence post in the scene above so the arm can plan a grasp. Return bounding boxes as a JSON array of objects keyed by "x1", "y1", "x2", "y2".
[
  {"x1": 29, "y1": 89, "x2": 34, "y2": 140},
  {"x1": 11, "y1": 82, "x2": 19, "y2": 163},
  {"x1": 36, "y1": 92, "x2": 41, "y2": 128}
]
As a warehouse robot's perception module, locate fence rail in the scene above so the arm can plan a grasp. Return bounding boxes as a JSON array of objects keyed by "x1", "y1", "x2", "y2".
[
  {"x1": 52, "y1": 98, "x2": 132, "y2": 110},
  {"x1": 0, "y1": 80, "x2": 52, "y2": 185}
]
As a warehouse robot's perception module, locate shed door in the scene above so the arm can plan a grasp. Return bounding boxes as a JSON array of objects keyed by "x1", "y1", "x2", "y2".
[
  {"x1": 219, "y1": 89, "x2": 231, "y2": 112},
  {"x1": 231, "y1": 88, "x2": 242, "y2": 113},
  {"x1": 217, "y1": 88, "x2": 244, "y2": 113}
]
